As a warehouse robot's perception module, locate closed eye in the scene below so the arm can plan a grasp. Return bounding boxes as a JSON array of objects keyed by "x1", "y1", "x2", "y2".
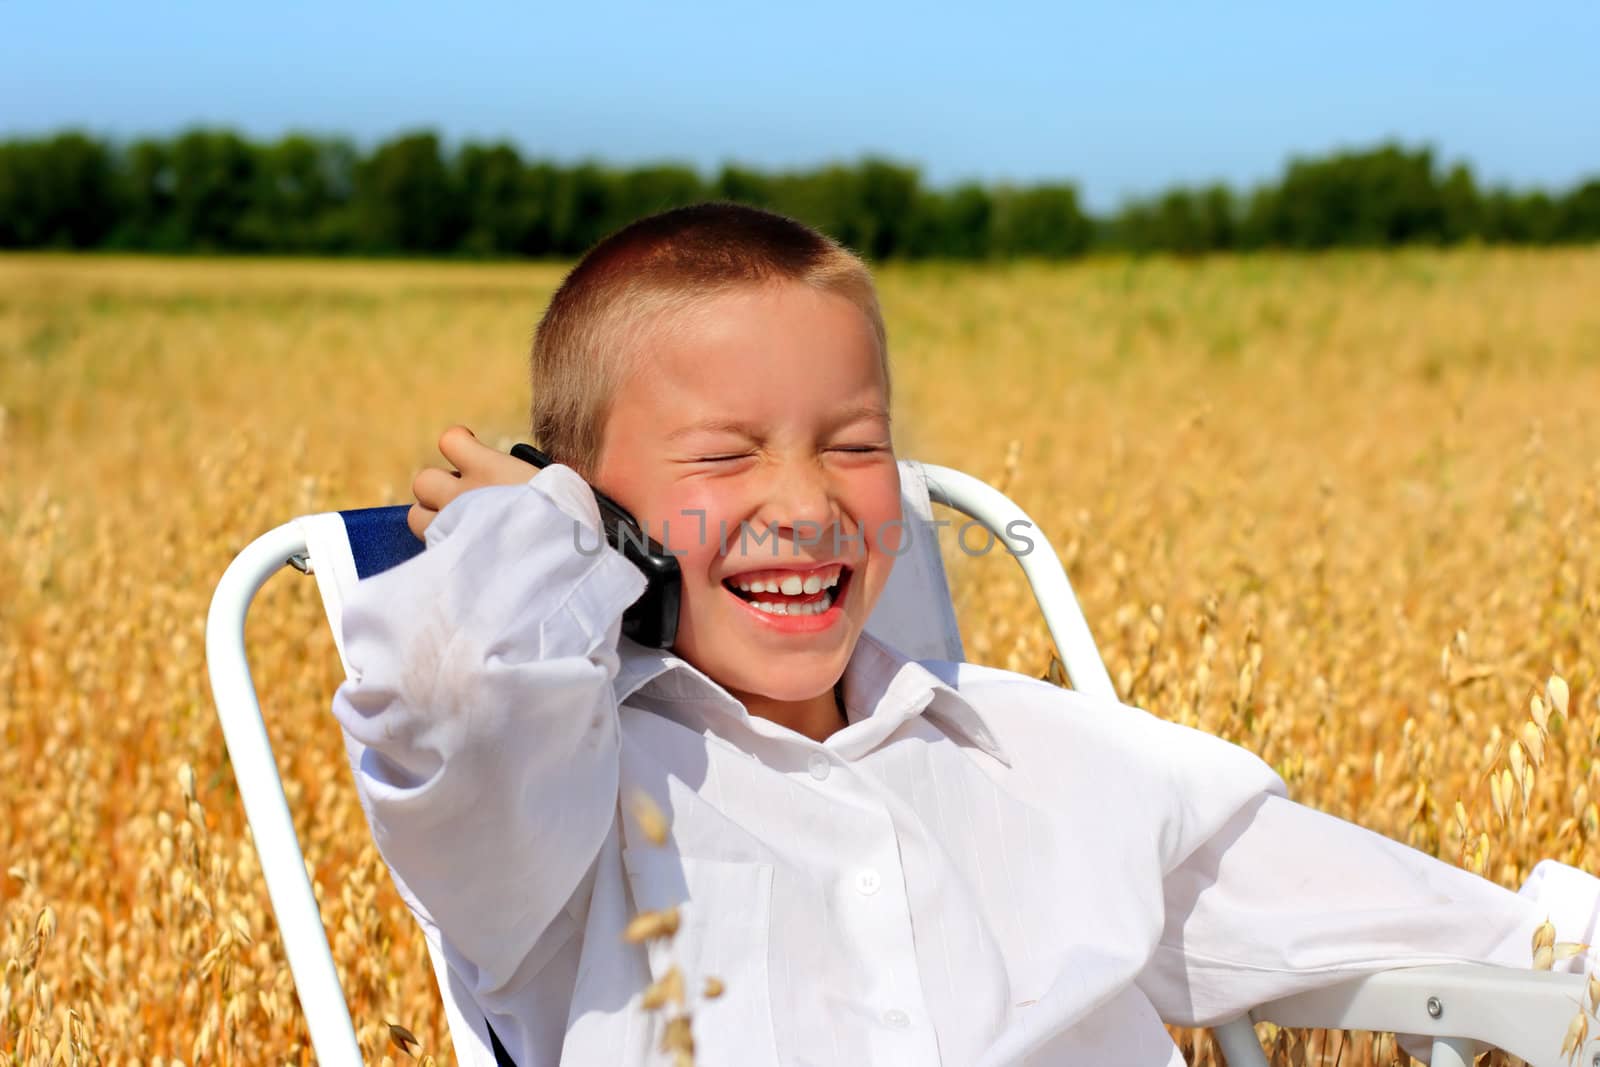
[{"x1": 831, "y1": 445, "x2": 889, "y2": 454}]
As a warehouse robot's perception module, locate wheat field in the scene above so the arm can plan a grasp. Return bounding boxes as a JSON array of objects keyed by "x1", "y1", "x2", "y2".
[{"x1": 2, "y1": 250, "x2": 1597, "y2": 1065}]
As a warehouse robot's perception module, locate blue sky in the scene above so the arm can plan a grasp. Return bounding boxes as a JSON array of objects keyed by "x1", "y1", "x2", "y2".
[{"x1": 3, "y1": 1, "x2": 1595, "y2": 212}]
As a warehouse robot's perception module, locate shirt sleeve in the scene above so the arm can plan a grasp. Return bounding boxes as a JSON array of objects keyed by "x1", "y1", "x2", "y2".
[
  {"x1": 331, "y1": 463, "x2": 648, "y2": 999},
  {"x1": 1138, "y1": 791, "x2": 1600, "y2": 1029}
]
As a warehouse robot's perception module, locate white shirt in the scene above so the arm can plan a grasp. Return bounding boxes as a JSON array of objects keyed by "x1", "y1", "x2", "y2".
[{"x1": 332, "y1": 465, "x2": 1600, "y2": 1067}]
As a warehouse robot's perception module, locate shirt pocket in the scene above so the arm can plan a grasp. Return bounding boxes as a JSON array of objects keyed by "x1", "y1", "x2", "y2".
[{"x1": 621, "y1": 849, "x2": 780, "y2": 1066}]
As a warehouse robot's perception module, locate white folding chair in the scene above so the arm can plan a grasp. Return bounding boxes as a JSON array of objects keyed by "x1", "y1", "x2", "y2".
[{"x1": 205, "y1": 459, "x2": 1587, "y2": 1067}]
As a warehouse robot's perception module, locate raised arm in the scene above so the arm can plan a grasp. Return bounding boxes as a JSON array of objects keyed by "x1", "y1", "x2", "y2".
[
  {"x1": 331, "y1": 462, "x2": 647, "y2": 999},
  {"x1": 1138, "y1": 790, "x2": 1600, "y2": 1028}
]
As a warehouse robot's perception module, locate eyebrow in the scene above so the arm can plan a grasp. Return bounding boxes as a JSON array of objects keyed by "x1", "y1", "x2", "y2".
[{"x1": 664, "y1": 405, "x2": 891, "y2": 442}]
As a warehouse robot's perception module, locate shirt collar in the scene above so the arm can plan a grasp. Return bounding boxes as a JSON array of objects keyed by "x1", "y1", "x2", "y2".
[{"x1": 612, "y1": 629, "x2": 1010, "y2": 767}]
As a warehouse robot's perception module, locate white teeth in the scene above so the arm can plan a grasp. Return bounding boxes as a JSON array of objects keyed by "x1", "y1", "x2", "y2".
[
  {"x1": 733, "y1": 570, "x2": 844, "y2": 591},
  {"x1": 748, "y1": 590, "x2": 834, "y2": 617},
  {"x1": 729, "y1": 568, "x2": 846, "y2": 604}
]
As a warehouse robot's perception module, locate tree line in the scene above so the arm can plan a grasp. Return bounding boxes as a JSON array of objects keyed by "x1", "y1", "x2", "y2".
[{"x1": 1, "y1": 130, "x2": 1597, "y2": 258}]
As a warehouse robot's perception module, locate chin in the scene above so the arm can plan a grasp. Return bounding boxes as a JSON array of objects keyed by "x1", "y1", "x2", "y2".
[{"x1": 718, "y1": 654, "x2": 848, "y2": 703}]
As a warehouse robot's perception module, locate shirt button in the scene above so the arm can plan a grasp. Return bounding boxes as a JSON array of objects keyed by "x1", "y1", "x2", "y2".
[
  {"x1": 807, "y1": 753, "x2": 831, "y2": 781},
  {"x1": 855, "y1": 868, "x2": 881, "y2": 895},
  {"x1": 882, "y1": 1008, "x2": 910, "y2": 1029}
]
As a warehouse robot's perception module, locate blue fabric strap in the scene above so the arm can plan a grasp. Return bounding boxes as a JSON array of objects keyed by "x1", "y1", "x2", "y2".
[{"x1": 339, "y1": 505, "x2": 425, "y2": 579}]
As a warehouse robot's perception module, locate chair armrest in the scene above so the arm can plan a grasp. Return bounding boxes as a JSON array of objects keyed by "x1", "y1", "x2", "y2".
[
  {"x1": 206, "y1": 521, "x2": 363, "y2": 1066},
  {"x1": 1250, "y1": 964, "x2": 1589, "y2": 1067}
]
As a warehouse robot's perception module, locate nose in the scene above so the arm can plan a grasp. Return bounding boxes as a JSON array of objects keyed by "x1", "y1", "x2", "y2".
[{"x1": 751, "y1": 458, "x2": 842, "y2": 556}]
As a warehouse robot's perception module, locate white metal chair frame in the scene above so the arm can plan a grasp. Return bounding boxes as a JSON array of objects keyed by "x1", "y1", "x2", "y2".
[{"x1": 205, "y1": 462, "x2": 1587, "y2": 1067}]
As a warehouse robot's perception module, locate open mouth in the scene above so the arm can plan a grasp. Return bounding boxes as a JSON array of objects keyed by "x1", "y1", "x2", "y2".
[{"x1": 720, "y1": 564, "x2": 852, "y2": 618}]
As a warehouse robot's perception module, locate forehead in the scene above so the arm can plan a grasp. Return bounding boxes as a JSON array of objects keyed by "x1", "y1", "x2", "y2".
[{"x1": 616, "y1": 282, "x2": 886, "y2": 418}]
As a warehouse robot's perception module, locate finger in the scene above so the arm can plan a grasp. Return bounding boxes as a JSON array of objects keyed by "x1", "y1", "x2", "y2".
[
  {"x1": 411, "y1": 466, "x2": 468, "y2": 511},
  {"x1": 459, "y1": 440, "x2": 522, "y2": 482},
  {"x1": 406, "y1": 501, "x2": 436, "y2": 541},
  {"x1": 488, "y1": 448, "x2": 542, "y2": 485},
  {"x1": 437, "y1": 424, "x2": 489, "y2": 471},
  {"x1": 443, "y1": 427, "x2": 544, "y2": 487}
]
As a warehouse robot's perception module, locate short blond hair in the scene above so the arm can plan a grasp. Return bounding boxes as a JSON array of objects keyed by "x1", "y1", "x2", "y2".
[{"x1": 530, "y1": 202, "x2": 890, "y2": 479}]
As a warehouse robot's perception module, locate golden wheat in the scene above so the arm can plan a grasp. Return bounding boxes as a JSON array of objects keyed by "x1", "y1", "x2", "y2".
[{"x1": 2, "y1": 249, "x2": 1597, "y2": 1065}]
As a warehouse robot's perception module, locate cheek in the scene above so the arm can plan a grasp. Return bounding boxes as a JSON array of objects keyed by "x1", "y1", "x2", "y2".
[
  {"x1": 650, "y1": 488, "x2": 731, "y2": 582},
  {"x1": 854, "y1": 477, "x2": 907, "y2": 559}
]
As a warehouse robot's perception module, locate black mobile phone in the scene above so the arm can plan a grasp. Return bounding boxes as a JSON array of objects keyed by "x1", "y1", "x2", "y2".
[{"x1": 509, "y1": 443, "x2": 681, "y2": 649}]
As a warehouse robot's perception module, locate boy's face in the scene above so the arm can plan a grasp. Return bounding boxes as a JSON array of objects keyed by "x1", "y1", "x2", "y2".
[{"x1": 594, "y1": 281, "x2": 901, "y2": 707}]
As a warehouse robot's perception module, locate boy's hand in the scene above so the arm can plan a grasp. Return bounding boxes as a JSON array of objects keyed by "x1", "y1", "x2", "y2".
[{"x1": 408, "y1": 425, "x2": 539, "y2": 540}]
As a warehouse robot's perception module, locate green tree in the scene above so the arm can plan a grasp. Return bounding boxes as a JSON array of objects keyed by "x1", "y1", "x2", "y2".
[
  {"x1": 714, "y1": 164, "x2": 772, "y2": 206},
  {"x1": 991, "y1": 183, "x2": 1090, "y2": 257},
  {"x1": 611, "y1": 165, "x2": 707, "y2": 236},
  {"x1": 854, "y1": 157, "x2": 922, "y2": 260},
  {"x1": 1255, "y1": 144, "x2": 1447, "y2": 248},
  {"x1": 456, "y1": 142, "x2": 536, "y2": 255},
  {"x1": 354, "y1": 132, "x2": 461, "y2": 252},
  {"x1": 0, "y1": 134, "x2": 118, "y2": 247},
  {"x1": 109, "y1": 139, "x2": 179, "y2": 250},
  {"x1": 1482, "y1": 189, "x2": 1559, "y2": 243},
  {"x1": 1114, "y1": 184, "x2": 1237, "y2": 254},
  {"x1": 544, "y1": 162, "x2": 618, "y2": 254},
  {"x1": 234, "y1": 135, "x2": 357, "y2": 252},
  {"x1": 1439, "y1": 164, "x2": 1482, "y2": 243},
  {"x1": 166, "y1": 128, "x2": 260, "y2": 250},
  {"x1": 2, "y1": 128, "x2": 1597, "y2": 258},
  {"x1": 905, "y1": 182, "x2": 993, "y2": 258},
  {"x1": 1556, "y1": 180, "x2": 1600, "y2": 241}
]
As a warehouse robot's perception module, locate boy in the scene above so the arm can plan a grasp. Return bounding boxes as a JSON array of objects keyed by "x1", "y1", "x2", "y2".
[{"x1": 334, "y1": 203, "x2": 1599, "y2": 1066}]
